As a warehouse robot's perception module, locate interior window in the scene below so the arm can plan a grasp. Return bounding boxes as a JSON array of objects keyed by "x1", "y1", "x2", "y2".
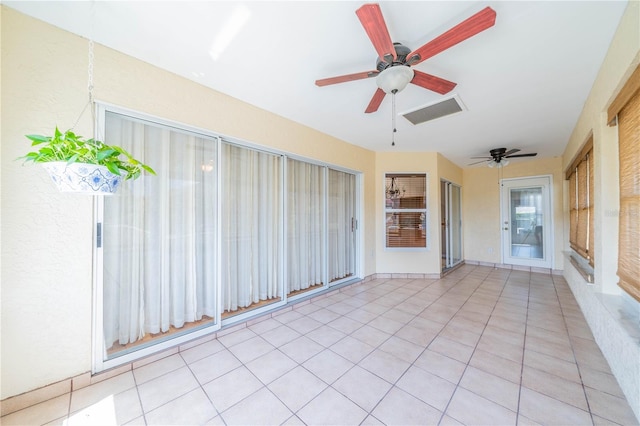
[{"x1": 385, "y1": 173, "x2": 427, "y2": 249}]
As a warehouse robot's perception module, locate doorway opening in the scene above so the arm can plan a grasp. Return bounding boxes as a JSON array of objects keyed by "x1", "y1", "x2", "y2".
[
  {"x1": 441, "y1": 180, "x2": 463, "y2": 272},
  {"x1": 500, "y1": 176, "x2": 553, "y2": 269}
]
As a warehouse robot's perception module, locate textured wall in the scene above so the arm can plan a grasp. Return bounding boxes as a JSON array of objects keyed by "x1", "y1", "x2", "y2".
[
  {"x1": 374, "y1": 151, "x2": 441, "y2": 274},
  {"x1": 560, "y1": 0, "x2": 640, "y2": 421},
  {"x1": 0, "y1": 6, "x2": 376, "y2": 399},
  {"x1": 462, "y1": 157, "x2": 564, "y2": 269}
]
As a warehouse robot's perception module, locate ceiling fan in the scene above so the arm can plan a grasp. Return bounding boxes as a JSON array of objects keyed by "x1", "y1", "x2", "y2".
[
  {"x1": 469, "y1": 148, "x2": 538, "y2": 167},
  {"x1": 315, "y1": 4, "x2": 497, "y2": 113}
]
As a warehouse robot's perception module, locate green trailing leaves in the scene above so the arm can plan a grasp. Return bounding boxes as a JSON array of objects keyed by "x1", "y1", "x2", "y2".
[{"x1": 19, "y1": 127, "x2": 156, "y2": 181}]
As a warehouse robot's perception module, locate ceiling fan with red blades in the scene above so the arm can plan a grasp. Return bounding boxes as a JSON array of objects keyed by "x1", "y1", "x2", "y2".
[{"x1": 315, "y1": 4, "x2": 497, "y2": 113}]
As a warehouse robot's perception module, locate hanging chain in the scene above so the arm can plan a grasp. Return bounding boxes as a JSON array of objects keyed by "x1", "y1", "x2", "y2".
[
  {"x1": 71, "y1": 39, "x2": 95, "y2": 131},
  {"x1": 391, "y1": 91, "x2": 397, "y2": 147},
  {"x1": 87, "y1": 39, "x2": 94, "y2": 102}
]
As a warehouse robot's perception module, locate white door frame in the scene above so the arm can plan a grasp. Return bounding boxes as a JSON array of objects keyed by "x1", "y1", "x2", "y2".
[{"x1": 500, "y1": 175, "x2": 553, "y2": 268}]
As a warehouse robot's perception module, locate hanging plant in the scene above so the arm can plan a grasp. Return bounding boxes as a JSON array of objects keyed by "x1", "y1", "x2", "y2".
[{"x1": 20, "y1": 127, "x2": 155, "y2": 194}]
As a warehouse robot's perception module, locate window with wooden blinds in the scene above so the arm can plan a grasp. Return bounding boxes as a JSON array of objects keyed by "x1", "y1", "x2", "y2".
[
  {"x1": 616, "y1": 86, "x2": 640, "y2": 302},
  {"x1": 385, "y1": 173, "x2": 427, "y2": 249},
  {"x1": 566, "y1": 139, "x2": 594, "y2": 266}
]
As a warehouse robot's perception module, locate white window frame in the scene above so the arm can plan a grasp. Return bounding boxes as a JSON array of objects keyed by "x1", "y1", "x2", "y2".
[{"x1": 384, "y1": 172, "x2": 429, "y2": 251}]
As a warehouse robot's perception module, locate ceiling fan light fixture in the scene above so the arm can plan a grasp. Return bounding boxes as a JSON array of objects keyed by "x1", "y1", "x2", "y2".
[
  {"x1": 376, "y1": 66, "x2": 414, "y2": 94},
  {"x1": 488, "y1": 159, "x2": 509, "y2": 168}
]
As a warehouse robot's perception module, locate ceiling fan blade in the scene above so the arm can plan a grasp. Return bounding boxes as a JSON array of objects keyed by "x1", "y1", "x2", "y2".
[
  {"x1": 503, "y1": 148, "x2": 520, "y2": 156},
  {"x1": 470, "y1": 156, "x2": 492, "y2": 159},
  {"x1": 410, "y1": 70, "x2": 457, "y2": 94},
  {"x1": 356, "y1": 4, "x2": 397, "y2": 64},
  {"x1": 468, "y1": 159, "x2": 489, "y2": 165},
  {"x1": 406, "y1": 7, "x2": 497, "y2": 66},
  {"x1": 365, "y1": 88, "x2": 386, "y2": 113},
  {"x1": 505, "y1": 153, "x2": 538, "y2": 158},
  {"x1": 315, "y1": 70, "x2": 379, "y2": 87}
]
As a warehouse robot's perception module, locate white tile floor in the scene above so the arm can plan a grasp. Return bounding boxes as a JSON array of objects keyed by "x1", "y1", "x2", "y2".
[{"x1": 3, "y1": 265, "x2": 638, "y2": 425}]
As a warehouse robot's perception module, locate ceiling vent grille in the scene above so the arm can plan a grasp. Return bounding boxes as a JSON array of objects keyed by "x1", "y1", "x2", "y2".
[{"x1": 401, "y1": 95, "x2": 466, "y2": 125}]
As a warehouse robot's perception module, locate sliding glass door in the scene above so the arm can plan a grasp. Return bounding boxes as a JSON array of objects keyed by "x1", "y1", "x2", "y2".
[
  {"x1": 328, "y1": 169, "x2": 357, "y2": 285},
  {"x1": 96, "y1": 107, "x2": 361, "y2": 370},
  {"x1": 441, "y1": 180, "x2": 462, "y2": 271},
  {"x1": 102, "y1": 111, "x2": 219, "y2": 358},
  {"x1": 287, "y1": 159, "x2": 325, "y2": 297},
  {"x1": 221, "y1": 144, "x2": 283, "y2": 318}
]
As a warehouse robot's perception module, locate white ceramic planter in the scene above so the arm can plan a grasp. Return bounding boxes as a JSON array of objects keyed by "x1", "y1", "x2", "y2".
[{"x1": 42, "y1": 162, "x2": 122, "y2": 194}]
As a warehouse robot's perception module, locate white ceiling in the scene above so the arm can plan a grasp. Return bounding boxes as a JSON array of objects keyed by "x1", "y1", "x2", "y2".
[{"x1": 6, "y1": 1, "x2": 628, "y2": 167}]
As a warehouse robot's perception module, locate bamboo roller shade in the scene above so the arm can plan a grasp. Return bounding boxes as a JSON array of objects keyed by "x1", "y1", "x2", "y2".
[{"x1": 617, "y1": 86, "x2": 640, "y2": 302}]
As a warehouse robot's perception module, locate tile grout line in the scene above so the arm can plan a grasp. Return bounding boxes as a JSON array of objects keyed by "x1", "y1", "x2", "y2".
[
  {"x1": 294, "y1": 269, "x2": 483, "y2": 424},
  {"x1": 514, "y1": 266, "x2": 532, "y2": 426},
  {"x1": 436, "y1": 266, "x2": 516, "y2": 425},
  {"x1": 550, "y1": 273, "x2": 596, "y2": 426},
  {"x1": 359, "y1": 265, "x2": 496, "y2": 424},
  {"x1": 130, "y1": 363, "x2": 148, "y2": 425}
]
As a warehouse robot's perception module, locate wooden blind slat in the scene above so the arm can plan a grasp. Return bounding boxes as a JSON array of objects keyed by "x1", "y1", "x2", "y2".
[
  {"x1": 567, "y1": 141, "x2": 593, "y2": 264},
  {"x1": 617, "y1": 85, "x2": 640, "y2": 301},
  {"x1": 572, "y1": 158, "x2": 589, "y2": 258},
  {"x1": 577, "y1": 161, "x2": 588, "y2": 209},
  {"x1": 565, "y1": 138, "x2": 594, "y2": 179},
  {"x1": 608, "y1": 64, "x2": 640, "y2": 125},
  {"x1": 569, "y1": 172, "x2": 578, "y2": 249},
  {"x1": 588, "y1": 152, "x2": 594, "y2": 266}
]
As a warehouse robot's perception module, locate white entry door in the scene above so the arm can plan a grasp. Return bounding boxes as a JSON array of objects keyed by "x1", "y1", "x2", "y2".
[{"x1": 501, "y1": 176, "x2": 553, "y2": 268}]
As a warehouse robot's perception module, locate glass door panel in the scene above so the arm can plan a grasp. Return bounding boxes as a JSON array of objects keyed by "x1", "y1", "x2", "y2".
[
  {"x1": 501, "y1": 176, "x2": 552, "y2": 268},
  {"x1": 287, "y1": 159, "x2": 326, "y2": 298},
  {"x1": 450, "y1": 184, "x2": 462, "y2": 265},
  {"x1": 441, "y1": 180, "x2": 462, "y2": 271},
  {"x1": 221, "y1": 144, "x2": 283, "y2": 318},
  {"x1": 509, "y1": 187, "x2": 544, "y2": 259},
  {"x1": 328, "y1": 169, "x2": 356, "y2": 285},
  {"x1": 102, "y1": 111, "x2": 218, "y2": 359}
]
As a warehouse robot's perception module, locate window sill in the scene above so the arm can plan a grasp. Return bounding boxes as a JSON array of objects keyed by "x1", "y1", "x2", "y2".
[
  {"x1": 568, "y1": 251, "x2": 594, "y2": 284},
  {"x1": 596, "y1": 292, "x2": 640, "y2": 344}
]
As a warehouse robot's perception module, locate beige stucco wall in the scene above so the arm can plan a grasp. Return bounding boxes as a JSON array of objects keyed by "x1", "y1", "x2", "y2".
[
  {"x1": 437, "y1": 153, "x2": 463, "y2": 186},
  {"x1": 562, "y1": 0, "x2": 640, "y2": 294},
  {"x1": 462, "y1": 157, "x2": 564, "y2": 269},
  {"x1": 559, "y1": 1, "x2": 639, "y2": 421},
  {"x1": 374, "y1": 152, "x2": 442, "y2": 274},
  {"x1": 0, "y1": 7, "x2": 376, "y2": 399}
]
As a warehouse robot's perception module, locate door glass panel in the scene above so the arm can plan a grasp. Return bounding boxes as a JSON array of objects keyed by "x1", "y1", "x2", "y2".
[
  {"x1": 221, "y1": 144, "x2": 282, "y2": 318},
  {"x1": 450, "y1": 184, "x2": 462, "y2": 264},
  {"x1": 441, "y1": 181, "x2": 447, "y2": 269},
  {"x1": 328, "y1": 169, "x2": 356, "y2": 284},
  {"x1": 510, "y1": 187, "x2": 543, "y2": 259},
  {"x1": 103, "y1": 111, "x2": 218, "y2": 359},
  {"x1": 441, "y1": 180, "x2": 462, "y2": 270},
  {"x1": 287, "y1": 159, "x2": 325, "y2": 296}
]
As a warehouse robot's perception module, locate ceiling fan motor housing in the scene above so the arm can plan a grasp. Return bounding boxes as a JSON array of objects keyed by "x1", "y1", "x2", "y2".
[
  {"x1": 376, "y1": 42, "x2": 411, "y2": 71},
  {"x1": 490, "y1": 147, "x2": 507, "y2": 162}
]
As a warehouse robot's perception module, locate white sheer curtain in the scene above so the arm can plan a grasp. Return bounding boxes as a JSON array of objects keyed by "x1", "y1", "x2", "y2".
[
  {"x1": 222, "y1": 143, "x2": 281, "y2": 313},
  {"x1": 103, "y1": 112, "x2": 217, "y2": 350},
  {"x1": 328, "y1": 169, "x2": 356, "y2": 282},
  {"x1": 287, "y1": 159, "x2": 325, "y2": 293}
]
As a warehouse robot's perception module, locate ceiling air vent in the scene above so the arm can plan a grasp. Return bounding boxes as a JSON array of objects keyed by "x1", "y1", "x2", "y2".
[{"x1": 401, "y1": 95, "x2": 466, "y2": 125}]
